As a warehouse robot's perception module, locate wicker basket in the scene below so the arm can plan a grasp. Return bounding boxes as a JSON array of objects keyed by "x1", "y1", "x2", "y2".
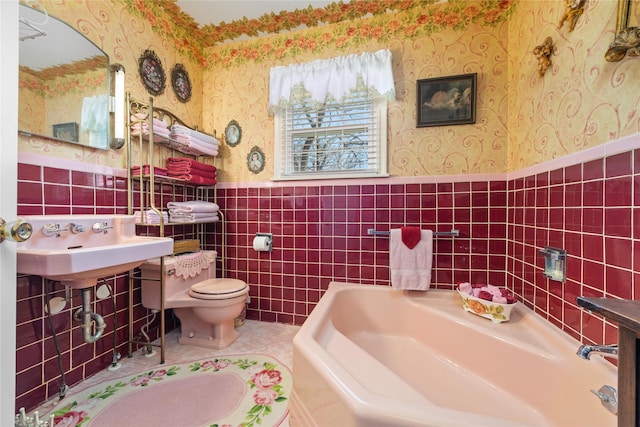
[{"x1": 173, "y1": 239, "x2": 200, "y2": 254}]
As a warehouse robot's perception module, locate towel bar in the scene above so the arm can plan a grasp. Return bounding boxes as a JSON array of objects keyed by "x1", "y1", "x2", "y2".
[{"x1": 367, "y1": 228, "x2": 460, "y2": 237}]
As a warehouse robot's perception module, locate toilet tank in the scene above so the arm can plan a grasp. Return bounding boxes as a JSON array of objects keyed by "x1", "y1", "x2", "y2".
[{"x1": 140, "y1": 250, "x2": 217, "y2": 311}]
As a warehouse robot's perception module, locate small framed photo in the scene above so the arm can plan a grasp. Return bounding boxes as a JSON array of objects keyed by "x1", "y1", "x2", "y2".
[
  {"x1": 417, "y1": 73, "x2": 477, "y2": 127},
  {"x1": 247, "y1": 146, "x2": 265, "y2": 174},
  {"x1": 225, "y1": 119, "x2": 242, "y2": 147},
  {"x1": 52, "y1": 122, "x2": 79, "y2": 142}
]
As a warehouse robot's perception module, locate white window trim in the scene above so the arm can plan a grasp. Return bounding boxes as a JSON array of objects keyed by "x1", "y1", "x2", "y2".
[{"x1": 273, "y1": 99, "x2": 388, "y2": 181}]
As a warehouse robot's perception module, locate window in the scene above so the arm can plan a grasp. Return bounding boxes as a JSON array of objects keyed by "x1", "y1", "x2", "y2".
[
  {"x1": 274, "y1": 91, "x2": 387, "y2": 180},
  {"x1": 269, "y1": 49, "x2": 395, "y2": 180}
]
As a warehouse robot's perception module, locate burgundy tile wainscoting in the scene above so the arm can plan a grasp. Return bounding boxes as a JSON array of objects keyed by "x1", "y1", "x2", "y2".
[
  {"x1": 16, "y1": 161, "x2": 132, "y2": 412},
  {"x1": 14, "y1": 136, "x2": 640, "y2": 412},
  {"x1": 15, "y1": 158, "x2": 218, "y2": 412},
  {"x1": 215, "y1": 180, "x2": 509, "y2": 325},
  {"x1": 507, "y1": 148, "x2": 639, "y2": 346}
]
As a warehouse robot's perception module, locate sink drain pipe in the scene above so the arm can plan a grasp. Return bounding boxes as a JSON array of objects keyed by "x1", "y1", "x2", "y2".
[{"x1": 80, "y1": 288, "x2": 105, "y2": 343}]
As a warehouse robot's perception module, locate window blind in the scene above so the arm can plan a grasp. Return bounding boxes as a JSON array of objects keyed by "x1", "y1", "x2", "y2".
[{"x1": 276, "y1": 96, "x2": 387, "y2": 180}]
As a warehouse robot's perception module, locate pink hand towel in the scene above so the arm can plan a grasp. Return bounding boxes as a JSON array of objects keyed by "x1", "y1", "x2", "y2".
[{"x1": 390, "y1": 228, "x2": 433, "y2": 291}]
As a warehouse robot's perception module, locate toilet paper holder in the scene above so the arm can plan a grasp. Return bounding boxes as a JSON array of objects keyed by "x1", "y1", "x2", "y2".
[{"x1": 253, "y1": 233, "x2": 273, "y2": 252}]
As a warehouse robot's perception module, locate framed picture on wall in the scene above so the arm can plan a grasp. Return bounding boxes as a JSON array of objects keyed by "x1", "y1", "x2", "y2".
[
  {"x1": 52, "y1": 122, "x2": 79, "y2": 142},
  {"x1": 417, "y1": 73, "x2": 477, "y2": 127}
]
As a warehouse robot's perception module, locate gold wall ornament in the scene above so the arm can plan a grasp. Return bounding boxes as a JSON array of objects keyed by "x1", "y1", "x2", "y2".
[
  {"x1": 558, "y1": 0, "x2": 586, "y2": 32},
  {"x1": 606, "y1": 28, "x2": 640, "y2": 62},
  {"x1": 606, "y1": 0, "x2": 640, "y2": 61},
  {"x1": 532, "y1": 37, "x2": 554, "y2": 77}
]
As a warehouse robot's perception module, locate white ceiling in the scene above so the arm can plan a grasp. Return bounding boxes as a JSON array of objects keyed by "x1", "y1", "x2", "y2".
[{"x1": 175, "y1": 0, "x2": 334, "y2": 28}]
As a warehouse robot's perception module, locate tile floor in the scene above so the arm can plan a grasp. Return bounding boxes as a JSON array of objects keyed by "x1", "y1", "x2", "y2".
[{"x1": 34, "y1": 320, "x2": 300, "y2": 424}]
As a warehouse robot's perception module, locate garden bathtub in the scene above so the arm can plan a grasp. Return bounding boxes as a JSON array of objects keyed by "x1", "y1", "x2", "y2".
[{"x1": 291, "y1": 282, "x2": 617, "y2": 427}]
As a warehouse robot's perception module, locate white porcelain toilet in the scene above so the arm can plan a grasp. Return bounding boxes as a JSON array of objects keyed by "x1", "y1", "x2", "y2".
[{"x1": 140, "y1": 250, "x2": 249, "y2": 350}]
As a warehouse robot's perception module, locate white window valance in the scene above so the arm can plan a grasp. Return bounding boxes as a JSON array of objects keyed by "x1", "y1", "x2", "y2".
[{"x1": 268, "y1": 49, "x2": 395, "y2": 113}]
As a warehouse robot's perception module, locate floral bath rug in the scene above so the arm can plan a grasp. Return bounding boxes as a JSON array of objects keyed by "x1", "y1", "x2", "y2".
[{"x1": 47, "y1": 354, "x2": 291, "y2": 427}]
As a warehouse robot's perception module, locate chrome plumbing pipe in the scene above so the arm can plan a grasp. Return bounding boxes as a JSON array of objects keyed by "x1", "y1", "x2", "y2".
[
  {"x1": 81, "y1": 288, "x2": 105, "y2": 343},
  {"x1": 576, "y1": 344, "x2": 618, "y2": 360}
]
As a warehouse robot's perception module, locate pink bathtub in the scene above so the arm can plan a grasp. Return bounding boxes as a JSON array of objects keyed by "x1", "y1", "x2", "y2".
[{"x1": 291, "y1": 282, "x2": 618, "y2": 427}]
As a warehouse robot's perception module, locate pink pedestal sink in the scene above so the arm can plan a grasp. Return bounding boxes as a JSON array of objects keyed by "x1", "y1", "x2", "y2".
[{"x1": 17, "y1": 215, "x2": 173, "y2": 288}]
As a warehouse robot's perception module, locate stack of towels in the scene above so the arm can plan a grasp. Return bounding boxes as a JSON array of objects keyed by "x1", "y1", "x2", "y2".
[
  {"x1": 167, "y1": 200, "x2": 220, "y2": 223},
  {"x1": 130, "y1": 114, "x2": 170, "y2": 139},
  {"x1": 170, "y1": 124, "x2": 219, "y2": 156},
  {"x1": 134, "y1": 209, "x2": 169, "y2": 224},
  {"x1": 166, "y1": 157, "x2": 217, "y2": 185}
]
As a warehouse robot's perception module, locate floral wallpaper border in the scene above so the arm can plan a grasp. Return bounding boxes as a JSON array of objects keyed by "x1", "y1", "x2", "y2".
[
  {"x1": 19, "y1": 67, "x2": 107, "y2": 97},
  {"x1": 121, "y1": 0, "x2": 516, "y2": 69},
  {"x1": 209, "y1": 0, "x2": 514, "y2": 68},
  {"x1": 19, "y1": 56, "x2": 107, "y2": 80}
]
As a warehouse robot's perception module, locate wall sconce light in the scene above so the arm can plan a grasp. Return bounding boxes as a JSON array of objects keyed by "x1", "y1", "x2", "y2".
[
  {"x1": 539, "y1": 246, "x2": 567, "y2": 282},
  {"x1": 110, "y1": 64, "x2": 125, "y2": 149}
]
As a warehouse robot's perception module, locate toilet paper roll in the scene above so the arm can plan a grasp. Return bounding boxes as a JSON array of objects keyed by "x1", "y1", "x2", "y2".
[{"x1": 253, "y1": 235, "x2": 272, "y2": 252}]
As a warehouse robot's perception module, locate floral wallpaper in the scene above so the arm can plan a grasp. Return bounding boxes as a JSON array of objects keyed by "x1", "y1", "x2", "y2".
[
  {"x1": 118, "y1": 0, "x2": 451, "y2": 64},
  {"x1": 18, "y1": 72, "x2": 46, "y2": 135},
  {"x1": 119, "y1": 0, "x2": 516, "y2": 69},
  {"x1": 16, "y1": 0, "x2": 639, "y2": 178},
  {"x1": 19, "y1": 68, "x2": 105, "y2": 136},
  {"x1": 18, "y1": 0, "x2": 203, "y2": 167},
  {"x1": 507, "y1": 0, "x2": 640, "y2": 170},
  {"x1": 20, "y1": 56, "x2": 107, "y2": 83},
  {"x1": 204, "y1": 1, "x2": 513, "y2": 182},
  {"x1": 205, "y1": 0, "x2": 515, "y2": 69}
]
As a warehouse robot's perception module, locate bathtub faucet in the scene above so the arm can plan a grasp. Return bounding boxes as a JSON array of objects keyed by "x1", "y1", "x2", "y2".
[{"x1": 576, "y1": 343, "x2": 618, "y2": 360}]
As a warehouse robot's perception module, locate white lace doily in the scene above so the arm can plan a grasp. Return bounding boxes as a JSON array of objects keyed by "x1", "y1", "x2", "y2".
[{"x1": 174, "y1": 251, "x2": 213, "y2": 279}]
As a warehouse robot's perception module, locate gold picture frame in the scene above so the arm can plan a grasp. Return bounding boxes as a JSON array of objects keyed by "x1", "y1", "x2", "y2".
[{"x1": 605, "y1": 0, "x2": 640, "y2": 62}]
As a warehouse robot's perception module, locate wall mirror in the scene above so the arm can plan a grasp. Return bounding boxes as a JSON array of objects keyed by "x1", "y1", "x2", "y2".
[
  {"x1": 18, "y1": 4, "x2": 111, "y2": 149},
  {"x1": 605, "y1": 0, "x2": 640, "y2": 61}
]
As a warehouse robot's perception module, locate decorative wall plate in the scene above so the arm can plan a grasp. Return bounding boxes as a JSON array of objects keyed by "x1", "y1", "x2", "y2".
[
  {"x1": 225, "y1": 119, "x2": 242, "y2": 147},
  {"x1": 171, "y1": 64, "x2": 192, "y2": 103},
  {"x1": 138, "y1": 49, "x2": 165, "y2": 96},
  {"x1": 247, "y1": 146, "x2": 265, "y2": 174}
]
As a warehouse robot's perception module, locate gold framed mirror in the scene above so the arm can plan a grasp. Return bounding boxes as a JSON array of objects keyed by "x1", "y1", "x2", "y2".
[{"x1": 605, "y1": 0, "x2": 640, "y2": 61}]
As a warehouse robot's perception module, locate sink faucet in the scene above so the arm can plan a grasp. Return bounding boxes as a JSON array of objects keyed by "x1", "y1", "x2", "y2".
[
  {"x1": 41, "y1": 223, "x2": 69, "y2": 237},
  {"x1": 577, "y1": 344, "x2": 618, "y2": 360},
  {"x1": 91, "y1": 222, "x2": 113, "y2": 234},
  {"x1": 68, "y1": 223, "x2": 85, "y2": 234}
]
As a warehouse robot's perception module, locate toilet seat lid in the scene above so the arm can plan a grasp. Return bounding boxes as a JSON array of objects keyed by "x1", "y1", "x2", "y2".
[{"x1": 188, "y1": 278, "x2": 248, "y2": 300}]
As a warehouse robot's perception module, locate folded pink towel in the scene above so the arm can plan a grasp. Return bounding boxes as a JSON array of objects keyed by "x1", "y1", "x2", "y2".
[
  {"x1": 167, "y1": 158, "x2": 217, "y2": 173},
  {"x1": 493, "y1": 296, "x2": 508, "y2": 304},
  {"x1": 390, "y1": 228, "x2": 433, "y2": 291},
  {"x1": 167, "y1": 201, "x2": 219, "y2": 213},
  {"x1": 458, "y1": 282, "x2": 472, "y2": 294},
  {"x1": 166, "y1": 174, "x2": 216, "y2": 185},
  {"x1": 170, "y1": 124, "x2": 218, "y2": 145}
]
